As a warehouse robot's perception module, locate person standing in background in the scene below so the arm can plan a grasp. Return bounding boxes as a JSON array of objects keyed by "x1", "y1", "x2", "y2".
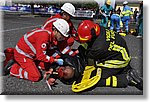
[
  {"x1": 99, "y1": 0, "x2": 113, "y2": 28},
  {"x1": 121, "y1": 1, "x2": 133, "y2": 33},
  {"x1": 137, "y1": 1, "x2": 143, "y2": 38}
]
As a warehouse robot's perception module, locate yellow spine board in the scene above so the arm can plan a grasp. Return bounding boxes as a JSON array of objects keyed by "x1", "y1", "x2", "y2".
[{"x1": 72, "y1": 66, "x2": 102, "y2": 92}]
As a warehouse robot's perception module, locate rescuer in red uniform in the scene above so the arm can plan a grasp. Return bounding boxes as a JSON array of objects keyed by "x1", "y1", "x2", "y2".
[
  {"x1": 4, "y1": 19, "x2": 70, "y2": 82},
  {"x1": 42, "y1": 3, "x2": 79, "y2": 59}
]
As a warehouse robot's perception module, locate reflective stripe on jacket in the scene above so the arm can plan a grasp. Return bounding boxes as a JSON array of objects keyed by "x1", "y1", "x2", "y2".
[
  {"x1": 16, "y1": 28, "x2": 55, "y2": 63},
  {"x1": 121, "y1": 10, "x2": 133, "y2": 17}
]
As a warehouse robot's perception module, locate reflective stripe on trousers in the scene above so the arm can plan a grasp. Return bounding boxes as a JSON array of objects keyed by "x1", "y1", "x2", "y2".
[{"x1": 10, "y1": 67, "x2": 28, "y2": 79}]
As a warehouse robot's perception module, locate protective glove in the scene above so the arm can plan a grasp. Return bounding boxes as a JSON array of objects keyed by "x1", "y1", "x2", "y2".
[
  {"x1": 55, "y1": 59, "x2": 64, "y2": 65},
  {"x1": 102, "y1": 13, "x2": 107, "y2": 17}
]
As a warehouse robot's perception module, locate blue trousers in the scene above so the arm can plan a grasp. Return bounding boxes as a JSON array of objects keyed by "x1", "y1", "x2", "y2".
[
  {"x1": 110, "y1": 15, "x2": 120, "y2": 32},
  {"x1": 121, "y1": 16, "x2": 130, "y2": 32}
]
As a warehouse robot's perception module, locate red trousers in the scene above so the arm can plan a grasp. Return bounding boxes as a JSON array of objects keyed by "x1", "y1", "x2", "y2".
[{"x1": 10, "y1": 50, "x2": 45, "y2": 82}]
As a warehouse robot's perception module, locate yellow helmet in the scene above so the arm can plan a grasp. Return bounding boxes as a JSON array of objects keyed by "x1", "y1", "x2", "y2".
[{"x1": 106, "y1": 0, "x2": 111, "y2": 5}]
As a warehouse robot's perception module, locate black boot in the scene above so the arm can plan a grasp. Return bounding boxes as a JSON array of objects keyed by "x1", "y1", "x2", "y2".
[
  {"x1": 3, "y1": 59, "x2": 15, "y2": 76},
  {"x1": 127, "y1": 68, "x2": 143, "y2": 91}
]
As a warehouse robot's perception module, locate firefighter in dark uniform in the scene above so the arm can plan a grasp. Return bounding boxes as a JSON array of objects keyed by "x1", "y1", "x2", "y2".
[
  {"x1": 43, "y1": 20, "x2": 143, "y2": 92},
  {"x1": 71, "y1": 20, "x2": 143, "y2": 92},
  {"x1": 67, "y1": 20, "x2": 143, "y2": 92}
]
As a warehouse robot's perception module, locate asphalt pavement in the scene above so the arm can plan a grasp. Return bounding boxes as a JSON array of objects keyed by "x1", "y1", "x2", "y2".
[{"x1": 1, "y1": 13, "x2": 143, "y2": 95}]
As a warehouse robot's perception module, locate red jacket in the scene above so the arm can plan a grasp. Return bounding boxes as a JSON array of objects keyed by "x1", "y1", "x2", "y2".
[
  {"x1": 42, "y1": 14, "x2": 79, "y2": 58},
  {"x1": 15, "y1": 28, "x2": 56, "y2": 63},
  {"x1": 42, "y1": 14, "x2": 78, "y2": 40}
]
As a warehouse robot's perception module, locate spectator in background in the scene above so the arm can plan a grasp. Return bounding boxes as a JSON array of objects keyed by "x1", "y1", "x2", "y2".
[
  {"x1": 117, "y1": 7, "x2": 121, "y2": 15},
  {"x1": 121, "y1": 1, "x2": 133, "y2": 33},
  {"x1": 136, "y1": 12, "x2": 139, "y2": 23},
  {"x1": 99, "y1": 0, "x2": 113, "y2": 28},
  {"x1": 137, "y1": 1, "x2": 143, "y2": 38},
  {"x1": 123, "y1": 1, "x2": 131, "y2": 11},
  {"x1": 133, "y1": 8, "x2": 139, "y2": 22},
  {"x1": 131, "y1": 8, "x2": 133, "y2": 12}
]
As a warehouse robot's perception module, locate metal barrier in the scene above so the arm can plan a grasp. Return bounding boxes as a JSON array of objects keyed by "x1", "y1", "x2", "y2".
[{"x1": 75, "y1": 10, "x2": 95, "y2": 18}]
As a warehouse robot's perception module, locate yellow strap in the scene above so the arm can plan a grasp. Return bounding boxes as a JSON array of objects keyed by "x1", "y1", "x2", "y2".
[
  {"x1": 106, "y1": 77, "x2": 111, "y2": 86},
  {"x1": 112, "y1": 76, "x2": 117, "y2": 87},
  {"x1": 72, "y1": 67, "x2": 102, "y2": 92},
  {"x1": 81, "y1": 66, "x2": 96, "y2": 82}
]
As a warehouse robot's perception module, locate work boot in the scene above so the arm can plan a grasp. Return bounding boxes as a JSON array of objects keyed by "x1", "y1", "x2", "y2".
[
  {"x1": 127, "y1": 68, "x2": 143, "y2": 91},
  {"x1": 3, "y1": 59, "x2": 15, "y2": 76}
]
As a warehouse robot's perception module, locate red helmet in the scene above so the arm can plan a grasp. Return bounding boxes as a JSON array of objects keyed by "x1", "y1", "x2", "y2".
[{"x1": 77, "y1": 20, "x2": 100, "y2": 43}]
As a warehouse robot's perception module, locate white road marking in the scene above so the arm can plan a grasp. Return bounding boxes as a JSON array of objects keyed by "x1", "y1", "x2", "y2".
[
  {"x1": 46, "y1": 80, "x2": 53, "y2": 91},
  {"x1": 5, "y1": 20, "x2": 39, "y2": 25},
  {"x1": 1, "y1": 25, "x2": 42, "y2": 33},
  {"x1": 131, "y1": 56, "x2": 140, "y2": 59}
]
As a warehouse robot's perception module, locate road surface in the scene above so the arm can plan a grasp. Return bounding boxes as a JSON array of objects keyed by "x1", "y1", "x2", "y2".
[{"x1": 1, "y1": 13, "x2": 143, "y2": 95}]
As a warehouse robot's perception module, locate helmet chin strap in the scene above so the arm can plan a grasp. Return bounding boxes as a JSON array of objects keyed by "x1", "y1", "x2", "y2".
[{"x1": 87, "y1": 28, "x2": 97, "y2": 47}]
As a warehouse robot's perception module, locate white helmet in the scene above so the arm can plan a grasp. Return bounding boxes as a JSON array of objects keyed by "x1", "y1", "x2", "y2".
[
  {"x1": 123, "y1": 1, "x2": 128, "y2": 5},
  {"x1": 53, "y1": 19, "x2": 69, "y2": 37},
  {"x1": 61, "y1": 3, "x2": 75, "y2": 17}
]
